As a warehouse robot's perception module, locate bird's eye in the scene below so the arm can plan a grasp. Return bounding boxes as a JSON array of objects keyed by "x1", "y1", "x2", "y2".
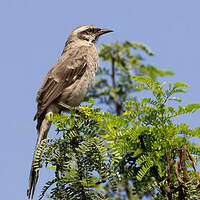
[
  {"x1": 87, "y1": 28, "x2": 93, "y2": 32},
  {"x1": 82, "y1": 28, "x2": 92, "y2": 35},
  {"x1": 82, "y1": 28, "x2": 100, "y2": 34},
  {"x1": 87, "y1": 28, "x2": 101, "y2": 33}
]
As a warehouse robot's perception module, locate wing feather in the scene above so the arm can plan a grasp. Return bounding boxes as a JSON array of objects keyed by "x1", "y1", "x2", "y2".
[{"x1": 33, "y1": 46, "x2": 88, "y2": 120}]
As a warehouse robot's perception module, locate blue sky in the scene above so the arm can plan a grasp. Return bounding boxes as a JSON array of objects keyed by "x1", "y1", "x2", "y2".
[{"x1": 1, "y1": 1, "x2": 200, "y2": 199}]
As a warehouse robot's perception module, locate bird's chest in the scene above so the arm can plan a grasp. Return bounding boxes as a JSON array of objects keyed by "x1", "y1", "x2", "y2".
[{"x1": 60, "y1": 63, "x2": 98, "y2": 107}]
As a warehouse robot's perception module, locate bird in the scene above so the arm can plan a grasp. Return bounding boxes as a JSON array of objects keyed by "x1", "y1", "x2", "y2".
[{"x1": 27, "y1": 25, "x2": 113, "y2": 199}]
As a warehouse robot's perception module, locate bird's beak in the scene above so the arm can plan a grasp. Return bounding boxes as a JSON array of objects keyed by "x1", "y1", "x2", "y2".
[{"x1": 98, "y1": 29, "x2": 113, "y2": 36}]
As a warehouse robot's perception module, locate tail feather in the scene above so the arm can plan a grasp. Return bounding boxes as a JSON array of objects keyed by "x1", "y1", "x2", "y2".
[
  {"x1": 27, "y1": 114, "x2": 52, "y2": 199},
  {"x1": 27, "y1": 165, "x2": 39, "y2": 199}
]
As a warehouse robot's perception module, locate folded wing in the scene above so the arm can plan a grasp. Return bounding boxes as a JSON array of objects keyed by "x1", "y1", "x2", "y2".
[{"x1": 34, "y1": 46, "x2": 88, "y2": 121}]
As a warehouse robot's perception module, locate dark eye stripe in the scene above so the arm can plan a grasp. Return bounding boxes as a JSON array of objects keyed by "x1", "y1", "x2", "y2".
[{"x1": 87, "y1": 28, "x2": 101, "y2": 33}]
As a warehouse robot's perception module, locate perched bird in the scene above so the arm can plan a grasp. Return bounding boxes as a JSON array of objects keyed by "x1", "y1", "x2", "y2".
[{"x1": 27, "y1": 25, "x2": 113, "y2": 199}]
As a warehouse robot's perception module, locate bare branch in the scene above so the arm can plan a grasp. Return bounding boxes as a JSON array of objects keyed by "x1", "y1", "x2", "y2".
[
  {"x1": 175, "y1": 158, "x2": 183, "y2": 184},
  {"x1": 186, "y1": 149, "x2": 199, "y2": 185}
]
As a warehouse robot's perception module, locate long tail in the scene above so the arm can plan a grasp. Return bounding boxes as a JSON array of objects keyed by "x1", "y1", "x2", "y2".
[{"x1": 27, "y1": 113, "x2": 52, "y2": 199}]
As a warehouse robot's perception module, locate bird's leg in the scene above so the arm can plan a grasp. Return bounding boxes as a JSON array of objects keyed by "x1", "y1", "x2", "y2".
[{"x1": 58, "y1": 102, "x2": 81, "y2": 112}]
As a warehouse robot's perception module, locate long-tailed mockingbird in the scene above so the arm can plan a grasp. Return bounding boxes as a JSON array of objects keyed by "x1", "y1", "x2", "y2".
[{"x1": 27, "y1": 25, "x2": 113, "y2": 199}]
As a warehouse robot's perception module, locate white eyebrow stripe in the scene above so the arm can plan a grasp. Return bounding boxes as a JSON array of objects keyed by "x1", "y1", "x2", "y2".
[{"x1": 73, "y1": 26, "x2": 89, "y2": 34}]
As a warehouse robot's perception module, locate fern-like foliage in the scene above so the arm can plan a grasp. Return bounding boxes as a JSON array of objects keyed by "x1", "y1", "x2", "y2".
[
  {"x1": 36, "y1": 77, "x2": 200, "y2": 199},
  {"x1": 39, "y1": 110, "x2": 121, "y2": 200},
  {"x1": 95, "y1": 76, "x2": 200, "y2": 199}
]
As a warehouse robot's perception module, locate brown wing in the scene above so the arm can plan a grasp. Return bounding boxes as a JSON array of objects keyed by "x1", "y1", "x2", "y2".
[{"x1": 33, "y1": 46, "x2": 88, "y2": 121}]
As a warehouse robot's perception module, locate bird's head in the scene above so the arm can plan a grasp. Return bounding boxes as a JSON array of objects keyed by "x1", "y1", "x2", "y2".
[{"x1": 69, "y1": 25, "x2": 113, "y2": 44}]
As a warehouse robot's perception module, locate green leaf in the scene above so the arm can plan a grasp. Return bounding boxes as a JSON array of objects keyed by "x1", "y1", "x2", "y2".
[
  {"x1": 131, "y1": 42, "x2": 154, "y2": 56},
  {"x1": 173, "y1": 82, "x2": 189, "y2": 89},
  {"x1": 168, "y1": 97, "x2": 182, "y2": 102}
]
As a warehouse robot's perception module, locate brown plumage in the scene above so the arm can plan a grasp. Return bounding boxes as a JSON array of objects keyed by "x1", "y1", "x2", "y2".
[{"x1": 27, "y1": 25, "x2": 113, "y2": 199}]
